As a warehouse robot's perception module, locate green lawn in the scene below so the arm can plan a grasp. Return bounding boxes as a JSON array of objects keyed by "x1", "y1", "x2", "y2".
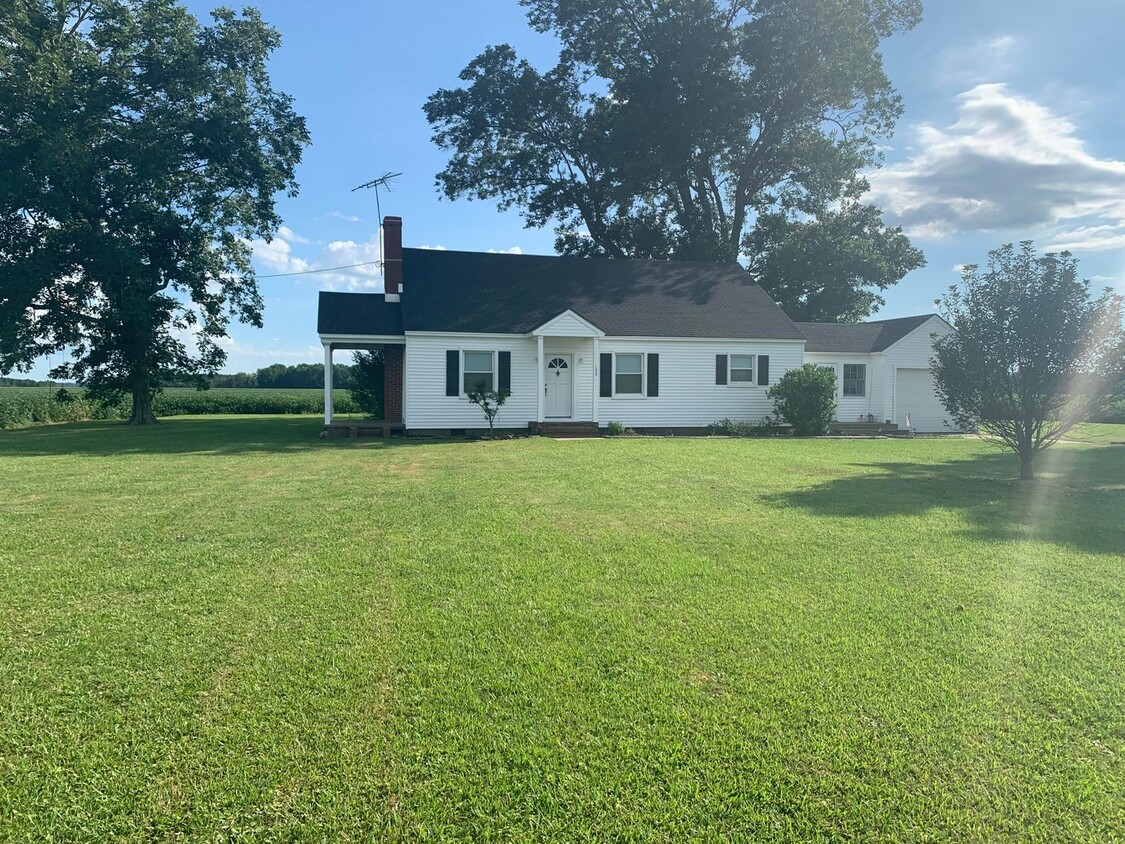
[
  {"x1": 1067, "y1": 422, "x2": 1125, "y2": 444},
  {"x1": 1, "y1": 418, "x2": 1122, "y2": 842}
]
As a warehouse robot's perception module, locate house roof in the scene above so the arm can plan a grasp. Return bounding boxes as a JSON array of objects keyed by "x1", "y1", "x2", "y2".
[
  {"x1": 797, "y1": 314, "x2": 940, "y2": 353},
  {"x1": 396, "y1": 248, "x2": 805, "y2": 339},
  {"x1": 317, "y1": 293, "x2": 403, "y2": 336}
]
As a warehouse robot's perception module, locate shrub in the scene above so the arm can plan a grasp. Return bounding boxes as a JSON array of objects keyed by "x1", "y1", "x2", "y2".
[
  {"x1": 465, "y1": 382, "x2": 510, "y2": 431},
  {"x1": 711, "y1": 416, "x2": 780, "y2": 437},
  {"x1": 605, "y1": 420, "x2": 631, "y2": 436},
  {"x1": 768, "y1": 365, "x2": 837, "y2": 436},
  {"x1": 1093, "y1": 397, "x2": 1125, "y2": 424},
  {"x1": 711, "y1": 418, "x2": 752, "y2": 436},
  {"x1": 349, "y1": 350, "x2": 384, "y2": 418}
]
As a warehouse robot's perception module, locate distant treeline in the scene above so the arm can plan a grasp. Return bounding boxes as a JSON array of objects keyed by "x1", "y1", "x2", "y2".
[
  {"x1": 0, "y1": 376, "x2": 78, "y2": 387},
  {"x1": 3, "y1": 361, "x2": 369, "y2": 391},
  {"x1": 166, "y1": 362, "x2": 364, "y2": 390}
]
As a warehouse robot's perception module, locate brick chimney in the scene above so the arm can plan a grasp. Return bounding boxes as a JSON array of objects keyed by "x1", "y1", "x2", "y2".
[{"x1": 383, "y1": 215, "x2": 402, "y2": 301}]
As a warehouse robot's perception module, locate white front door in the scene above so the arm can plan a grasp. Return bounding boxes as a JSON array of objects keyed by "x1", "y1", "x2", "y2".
[{"x1": 545, "y1": 354, "x2": 573, "y2": 418}]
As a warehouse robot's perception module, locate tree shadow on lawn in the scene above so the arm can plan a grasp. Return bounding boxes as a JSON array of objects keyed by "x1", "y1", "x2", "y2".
[
  {"x1": 768, "y1": 445, "x2": 1125, "y2": 556},
  {"x1": 0, "y1": 416, "x2": 473, "y2": 458}
]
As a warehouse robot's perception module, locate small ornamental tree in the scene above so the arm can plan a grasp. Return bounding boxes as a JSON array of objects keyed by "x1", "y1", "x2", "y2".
[
  {"x1": 768, "y1": 364, "x2": 838, "y2": 436},
  {"x1": 932, "y1": 242, "x2": 1125, "y2": 480},
  {"x1": 466, "y1": 381, "x2": 510, "y2": 432},
  {"x1": 350, "y1": 350, "x2": 384, "y2": 418}
]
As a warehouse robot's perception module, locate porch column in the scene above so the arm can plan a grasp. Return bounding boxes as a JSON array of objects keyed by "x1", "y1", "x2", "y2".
[
  {"x1": 591, "y1": 337, "x2": 599, "y2": 425},
  {"x1": 536, "y1": 334, "x2": 545, "y2": 423},
  {"x1": 323, "y1": 342, "x2": 334, "y2": 425}
]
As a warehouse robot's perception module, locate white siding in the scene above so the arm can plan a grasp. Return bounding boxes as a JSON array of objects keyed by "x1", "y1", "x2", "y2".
[
  {"x1": 882, "y1": 317, "x2": 953, "y2": 427},
  {"x1": 803, "y1": 352, "x2": 878, "y2": 422},
  {"x1": 405, "y1": 334, "x2": 538, "y2": 430},
  {"x1": 534, "y1": 311, "x2": 601, "y2": 337},
  {"x1": 597, "y1": 338, "x2": 805, "y2": 428},
  {"x1": 404, "y1": 333, "x2": 805, "y2": 430}
]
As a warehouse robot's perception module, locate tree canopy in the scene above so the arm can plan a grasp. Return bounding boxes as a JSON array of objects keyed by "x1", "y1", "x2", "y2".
[
  {"x1": 932, "y1": 242, "x2": 1125, "y2": 479},
  {"x1": 425, "y1": 0, "x2": 924, "y2": 320},
  {"x1": 0, "y1": 0, "x2": 309, "y2": 422}
]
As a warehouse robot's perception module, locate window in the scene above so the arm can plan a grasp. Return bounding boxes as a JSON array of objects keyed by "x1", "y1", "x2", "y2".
[
  {"x1": 730, "y1": 354, "x2": 755, "y2": 384},
  {"x1": 463, "y1": 350, "x2": 494, "y2": 393},
  {"x1": 614, "y1": 353, "x2": 643, "y2": 395},
  {"x1": 842, "y1": 363, "x2": 866, "y2": 397}
]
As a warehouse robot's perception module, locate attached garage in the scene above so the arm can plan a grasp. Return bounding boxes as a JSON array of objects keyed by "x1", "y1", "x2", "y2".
[{"x1": 894, "y1": 367, "x2": 952, "y2": 432}]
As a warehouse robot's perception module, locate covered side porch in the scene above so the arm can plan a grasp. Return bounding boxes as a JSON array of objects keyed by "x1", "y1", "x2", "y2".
[{"x1": 321, "y1": 334, "x2": 405, "y2": 437}]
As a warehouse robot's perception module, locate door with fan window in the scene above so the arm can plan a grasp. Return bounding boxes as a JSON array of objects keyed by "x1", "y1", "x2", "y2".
[{"x1": 545, "y1": 355, "x2": 572, "y2": 418}]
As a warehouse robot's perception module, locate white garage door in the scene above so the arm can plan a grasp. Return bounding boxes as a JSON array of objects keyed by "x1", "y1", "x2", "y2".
[{"x1": 895, "y1": 368, "x2": 952, "y2": 432}]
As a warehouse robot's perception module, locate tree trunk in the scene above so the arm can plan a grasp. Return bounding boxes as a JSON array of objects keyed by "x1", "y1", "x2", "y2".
[
  {"x1": 128, "y1": 372, "x2": 157, "y2": 425},
  {"x1": 1019, "y1": 449, "x2": 1035, "y2": 480}
]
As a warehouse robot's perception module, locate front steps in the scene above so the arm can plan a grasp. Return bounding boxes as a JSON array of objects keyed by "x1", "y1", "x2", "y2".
[
  {"x1": 533, "y1": 421, "x2": 601, "y2": 438},
  {"x1": 829, "y1": 421, "x2": 901, "y2": 436}
]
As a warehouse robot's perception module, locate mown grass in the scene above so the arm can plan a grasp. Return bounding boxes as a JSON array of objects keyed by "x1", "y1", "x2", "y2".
[
  {"x1": 0, "y1": 418, "x2": 1122, "y2": 841},
  {"x1": 1066, "y1": 422, "x2": 1125, "y2": 444}
]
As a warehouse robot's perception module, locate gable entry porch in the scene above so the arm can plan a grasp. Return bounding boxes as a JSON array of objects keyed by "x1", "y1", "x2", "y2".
[{"x1": 531, "y1": 310, "x2": 605, "y2": 437}]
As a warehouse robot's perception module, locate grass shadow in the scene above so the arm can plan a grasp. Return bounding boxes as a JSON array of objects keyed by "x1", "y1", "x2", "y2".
[
  {"x1": 0, "y1": 416, "x2": 475, "y2": 458},
  {"x1": 767, "y1": 445, "x2": 1125, "y2": 556}
]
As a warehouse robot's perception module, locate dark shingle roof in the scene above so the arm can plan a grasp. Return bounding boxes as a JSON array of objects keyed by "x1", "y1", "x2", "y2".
[
  {"x1": 318, "y1": 293, "x2": 403, "y2": 336},
  {"x1": 397, "y1": 248, "x2": 805, "y2": 339},
  {"x1": 797, "y1": 314, "x2": 940, "y2": 353}
]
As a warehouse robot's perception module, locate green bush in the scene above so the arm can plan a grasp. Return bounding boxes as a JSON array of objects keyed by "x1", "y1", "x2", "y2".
[
  {"x1": 349, "y1": 351, "x2": 384, "y2": 418},
  {"x1": 605, "y1": 421, "x2": 632, "y2": 436},
  {"x1": 0, "y1": 387, "x2": 358, "y2": 429},
  {"x1": 1093, "y1": 397, "x2": 1125, "y2": 424},
  {"x1": 767, "y1": 365, "x2": 837, "y2": 436},
  {"x1": 711, "y1": 416, "x2": 780, "y2": 437}
]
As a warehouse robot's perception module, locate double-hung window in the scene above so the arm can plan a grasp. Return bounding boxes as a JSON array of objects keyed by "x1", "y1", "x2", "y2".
[
  {"x1": 842, "y1": 363, "x2": 866, "y2": 397},
  {"x1": 730, "y1": 354, "x2": 755, "y2": 385},
  {"x1": 463, "y1": 350, "x2": 494, "y2": 393},
  {"x1": 614, "y1": 353, "x2": 643, "y2": 395}
]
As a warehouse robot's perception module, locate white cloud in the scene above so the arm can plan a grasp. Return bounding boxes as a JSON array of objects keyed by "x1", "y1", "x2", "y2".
[
  {"x1": 216, "y1": 336, "x2": 322, "y2": 361},
  {"x1": 327, "y1": 210, "x2": 363, "y2": 222},
  {"x1": 934, "y1": 34, "x2": 1018, "y2": 87},
  {"x1": 251, "y1": 227, "x2": 383, "y2": 291},
  {"x1": 418, "y1": 244, "x2": 447, "y2": 251},
  {"x1": 869, "y1": 84, "x2": 1125, "y2": 249},
  {"x1": 487, "y1": 246, "x2": 524, "y2": 255},
  {"x1": 276, "y1": 225, "x2": 310, "y2": 244}
]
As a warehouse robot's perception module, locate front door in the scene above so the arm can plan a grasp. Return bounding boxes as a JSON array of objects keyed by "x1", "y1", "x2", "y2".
[{"x1": 545, "y1": 354, "x2": 572, "y2": 418}]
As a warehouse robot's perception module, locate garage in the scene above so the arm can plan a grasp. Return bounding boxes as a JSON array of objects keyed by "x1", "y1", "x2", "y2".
[{"x1": 895, "y1": 368, "x2": 953, "y2": 432}]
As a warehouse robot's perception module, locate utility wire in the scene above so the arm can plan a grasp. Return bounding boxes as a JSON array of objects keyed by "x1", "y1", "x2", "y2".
[{"x1": 255, "y1": 260, "x2": 381, "y2": 279}]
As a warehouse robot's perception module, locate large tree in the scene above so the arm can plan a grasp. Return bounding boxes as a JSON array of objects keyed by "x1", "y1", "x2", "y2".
[
  {"x1": 932, "y1": 242, "x2": 1125, "y2": 480},
  {"x1": 0, "y1": 0, "x2": 309, "y2": 423},
  {"x1": 424, "y1": 0, "x2": 924, "y2": 319}
]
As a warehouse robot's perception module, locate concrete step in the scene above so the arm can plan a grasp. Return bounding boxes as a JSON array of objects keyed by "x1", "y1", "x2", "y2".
[
  {"x1": 830, "y1": 421, "x2": 900, "y2": 435},
  {"x1": 533, "y1": 421, "x2": 600, "y2": 438}
]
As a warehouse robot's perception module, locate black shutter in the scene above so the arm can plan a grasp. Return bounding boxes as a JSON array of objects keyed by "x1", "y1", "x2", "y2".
[
  {"x1": 757, "y1": 355, "x2": 770, "y2": 386},
  {"x1": 647, "y1": 353, "x2": 659, "y2": 397},
  {"x1": 445, "y1": 350, "x2": 459, "y2": 396},
  {"x1": 599, "y1": 353, "x2": 613, "y2": 397},
  {"x1": 498, "y1": 351, "x2": 511, "y2": 393},
  {"x1": 715, "y1": 354, "x2": 728, "y2": 385}
]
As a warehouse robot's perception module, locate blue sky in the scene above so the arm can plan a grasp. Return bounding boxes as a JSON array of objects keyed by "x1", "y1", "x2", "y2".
[{"x1": 46, "y1": 1, "x2": 1125, "y2": 376}]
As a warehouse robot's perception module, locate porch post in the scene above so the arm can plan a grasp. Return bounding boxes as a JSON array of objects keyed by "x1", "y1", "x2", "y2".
[
  {"x1": 591, "y1": 337, "x2": 600, "y2": 425},
  {"x1": 323, "y1": 342, "x2": 334, "y2": 425},
  {"x1": 536, "y1": 334, "x2": 545, "y2": 423}
]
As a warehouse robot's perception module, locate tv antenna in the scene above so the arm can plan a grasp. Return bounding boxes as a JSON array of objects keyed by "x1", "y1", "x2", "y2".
[{"x1": 352, "y1": 172, "x2": 402, "y2": 277}]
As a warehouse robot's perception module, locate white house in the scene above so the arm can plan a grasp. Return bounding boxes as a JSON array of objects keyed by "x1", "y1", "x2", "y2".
[{"x1": 318, "y1": 217, "x2": 957, "y2": 435}]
